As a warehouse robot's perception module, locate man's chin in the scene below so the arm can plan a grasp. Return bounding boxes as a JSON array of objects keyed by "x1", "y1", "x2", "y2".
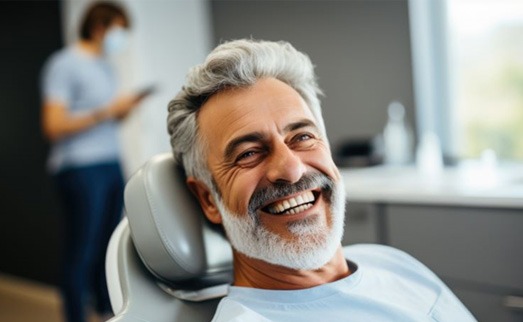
[
  {"x1": 249, "y1": 239, "x2": 340, "y2": 271},
  {"x1": 216, "y1": 178, "x2": 346, "y2": 271},
  {"x1": 287, "y1": 214, "x2": 326, "y2": 236},
  {"x1": 231, "y1": 222, "x2": 339, "y2": 271}
]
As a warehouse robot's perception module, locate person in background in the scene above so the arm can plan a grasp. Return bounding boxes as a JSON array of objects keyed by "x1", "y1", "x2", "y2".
[{"x1": 40, "y1": 2, "x2": 147, "y2": 321}]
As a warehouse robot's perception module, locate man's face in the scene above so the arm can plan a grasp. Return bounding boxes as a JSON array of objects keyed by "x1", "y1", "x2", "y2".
[{"x1": 193, "y1": 77, "x2": 345, "y2": 270}]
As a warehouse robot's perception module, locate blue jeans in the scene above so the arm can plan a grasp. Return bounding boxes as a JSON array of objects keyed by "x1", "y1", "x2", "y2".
[{"x1": 55, "y1": 162, "x2": 124, "y2": 322}]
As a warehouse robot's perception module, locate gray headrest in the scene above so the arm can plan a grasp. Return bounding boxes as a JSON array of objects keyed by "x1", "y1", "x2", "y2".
[{"x1": 124, "y1": 153, "x2": 233, "y2": 290}]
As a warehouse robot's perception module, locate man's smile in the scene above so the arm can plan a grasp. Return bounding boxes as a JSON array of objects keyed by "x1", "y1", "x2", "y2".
[{"x1": 262, "y1": 190, "x2": 320, "y2": 215}]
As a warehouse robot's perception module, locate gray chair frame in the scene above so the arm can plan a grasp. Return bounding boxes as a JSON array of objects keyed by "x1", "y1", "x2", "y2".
[{"x1": 106, "y1": 153, "x2": 232, "y2": 322}]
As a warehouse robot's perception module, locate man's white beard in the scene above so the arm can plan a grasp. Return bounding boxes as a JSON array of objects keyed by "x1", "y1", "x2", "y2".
[{"x1": 213, "y1": 176, "x2": 346, "y2": 271}]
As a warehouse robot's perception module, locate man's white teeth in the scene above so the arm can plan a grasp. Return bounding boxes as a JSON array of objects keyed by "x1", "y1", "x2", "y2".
[
  {"x1": 268, "y1": 191, "x2": 316, "y2": 215},
  {"x1": 286, "y1": 203, "x2": 313, "y2": 214}
]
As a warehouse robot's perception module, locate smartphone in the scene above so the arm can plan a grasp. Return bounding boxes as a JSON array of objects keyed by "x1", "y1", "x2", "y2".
[{"x1": 136, "y1": 85, "x2": 156, "y2": 100}]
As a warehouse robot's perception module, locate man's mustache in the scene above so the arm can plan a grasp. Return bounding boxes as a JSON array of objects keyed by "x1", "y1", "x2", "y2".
[{"x1": 248, "y1": 172, "x2": 335, "y2": 216}]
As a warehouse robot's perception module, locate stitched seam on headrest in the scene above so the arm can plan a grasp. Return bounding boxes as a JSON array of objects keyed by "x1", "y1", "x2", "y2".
[{"x1": 143, "y1": 159, "x2": 198, "y2": 275}]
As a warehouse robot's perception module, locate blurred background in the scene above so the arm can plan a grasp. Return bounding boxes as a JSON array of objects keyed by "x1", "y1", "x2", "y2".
[{"x1": 0, "y1": 0, "x2": 522, "y2": 321}]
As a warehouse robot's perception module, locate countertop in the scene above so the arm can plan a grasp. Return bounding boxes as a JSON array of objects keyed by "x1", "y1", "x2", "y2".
[{"x1": 340, "y1": 163, "x2": 523, "y2": 209}]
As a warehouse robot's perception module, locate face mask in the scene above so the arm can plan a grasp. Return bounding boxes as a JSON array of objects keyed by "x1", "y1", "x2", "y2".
[{"x1": 102, "y1": 26, "x2": 129, "y2": 56}]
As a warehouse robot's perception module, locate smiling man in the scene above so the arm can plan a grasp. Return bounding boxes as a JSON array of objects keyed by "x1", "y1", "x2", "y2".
[{"x1": 167, "y1": 39, "x2": 475, "y2": 321}]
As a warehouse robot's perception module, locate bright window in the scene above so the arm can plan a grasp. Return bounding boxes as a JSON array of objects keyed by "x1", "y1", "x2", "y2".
[{"x1": 447, "y1": 0, "x2": 523, "y2": 160}]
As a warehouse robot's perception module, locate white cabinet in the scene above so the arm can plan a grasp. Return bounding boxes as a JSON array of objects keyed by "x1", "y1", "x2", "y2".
[
  {"x1": 341, "y1": 165, "x2": 523, "y2": 321},
  {"x1": 385, "y1": 204, "x2": 523, "y2": 321},
  {"x1": 341, "y1": 202, "x2": 381, "y2": 245}
]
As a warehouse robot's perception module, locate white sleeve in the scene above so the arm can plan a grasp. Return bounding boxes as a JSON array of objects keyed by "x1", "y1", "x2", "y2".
[
  {"x1": 41, "y1": 53, "x2": 73, "y2": 105},
  {"x1": 211, "y1": 298, "x2": 273, "y2": 322}
]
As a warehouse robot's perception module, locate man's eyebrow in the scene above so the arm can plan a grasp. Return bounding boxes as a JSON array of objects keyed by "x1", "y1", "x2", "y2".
[
  {"x1": 224, "y1": 132, "x2": 264, "y2": 161},
  {"x1": 283, "y1": 119, "x2": 318, "y2": 133}
]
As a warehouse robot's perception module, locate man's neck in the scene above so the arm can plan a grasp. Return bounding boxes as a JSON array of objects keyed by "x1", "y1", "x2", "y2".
[{"x1": 232, "y1": 246, "x2": 350, "y2": 290}]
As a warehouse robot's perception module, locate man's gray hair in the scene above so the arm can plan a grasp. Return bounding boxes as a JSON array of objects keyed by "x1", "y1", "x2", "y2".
[{"x1": 167, "y1": 39, "x2": 325, "y2": 187}]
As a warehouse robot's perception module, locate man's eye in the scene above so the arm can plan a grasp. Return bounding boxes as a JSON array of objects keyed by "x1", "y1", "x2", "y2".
[
  {"x1": 236, "y1": 150, "x2": 257, "y2": 161},
  {"x1": 289, "y1": 132, "x2": 317, "y2": 150},
  {"x1": 295, "y1": 133, "x2": 314, "y2": 142},
  {"x1": 233, "y1": 147, "x2": 267, "y2": 167}
]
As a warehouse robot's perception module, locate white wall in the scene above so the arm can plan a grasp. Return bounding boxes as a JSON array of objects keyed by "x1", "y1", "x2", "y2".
[
  {"x1": 211, "y1": 1, "x2": 414, "y2": 151},
  {"x1": 63, "y1": 0, "x2": 212, "y2": 176}
]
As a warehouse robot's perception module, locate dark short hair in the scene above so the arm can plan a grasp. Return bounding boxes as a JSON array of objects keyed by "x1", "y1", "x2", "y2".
[{"x1": 79, "y1": 1, "x2": 130, "y2": 40}]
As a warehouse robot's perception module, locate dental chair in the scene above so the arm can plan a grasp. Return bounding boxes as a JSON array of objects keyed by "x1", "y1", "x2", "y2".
[{"x1": 105, "y1": 153, "x2": 233, "y2": 322}]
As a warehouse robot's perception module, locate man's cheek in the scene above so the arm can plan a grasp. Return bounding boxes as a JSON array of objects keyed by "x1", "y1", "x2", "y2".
[{"x1": 231, "y1": 183, "x2": 254, "y2": 214}]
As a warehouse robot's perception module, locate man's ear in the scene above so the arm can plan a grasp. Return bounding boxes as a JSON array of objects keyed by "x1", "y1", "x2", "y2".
[{"x1": 186, "y1": 177, "x2": 222, "y2": 224}]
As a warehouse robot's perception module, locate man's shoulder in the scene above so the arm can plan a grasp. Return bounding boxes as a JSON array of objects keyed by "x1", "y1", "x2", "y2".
[
  {"x1": 343, "y1": 244, "x2": 421, "y2": 265},
  {"x1": 212, "y1": 245, "x2": 476, "y2": 321},
  {"x1": 212, "y1": 297, "x2": 271, "y2": 322},
  {"x1": 343, "y1": 243, "x2": 453, "y2": 295}
]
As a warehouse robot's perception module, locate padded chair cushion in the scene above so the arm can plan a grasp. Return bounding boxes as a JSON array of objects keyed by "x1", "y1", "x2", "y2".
[
  {"x1": 124, "y1": 153, "x2": 232, "y2": 289},
  {"x1": 106, "y1": 218, "x2": 224, "y2": 321}
]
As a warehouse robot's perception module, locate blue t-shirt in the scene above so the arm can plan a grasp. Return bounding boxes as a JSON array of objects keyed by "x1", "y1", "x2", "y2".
[
  {"x1": 212, "y1": 244, "x2": 476, "y2": 322},
  {"x1": 41, "y1": 46, "x2": 121, "y2": 173}
]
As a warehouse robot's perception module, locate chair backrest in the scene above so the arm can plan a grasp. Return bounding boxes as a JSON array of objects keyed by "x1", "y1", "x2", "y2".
[{"x1": 106, "y1": 153, "x2": 233, "y2": 322}]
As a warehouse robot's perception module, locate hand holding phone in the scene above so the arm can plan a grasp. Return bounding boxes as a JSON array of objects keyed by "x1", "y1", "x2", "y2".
[{"x1": 136, "y1": 85, "x2": 156, "y2": 101}]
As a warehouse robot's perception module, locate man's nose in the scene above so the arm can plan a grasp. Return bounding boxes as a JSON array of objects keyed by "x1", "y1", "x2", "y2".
[{"x1": 266, "y1": 143, "x2": 306, "y2": 184}]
